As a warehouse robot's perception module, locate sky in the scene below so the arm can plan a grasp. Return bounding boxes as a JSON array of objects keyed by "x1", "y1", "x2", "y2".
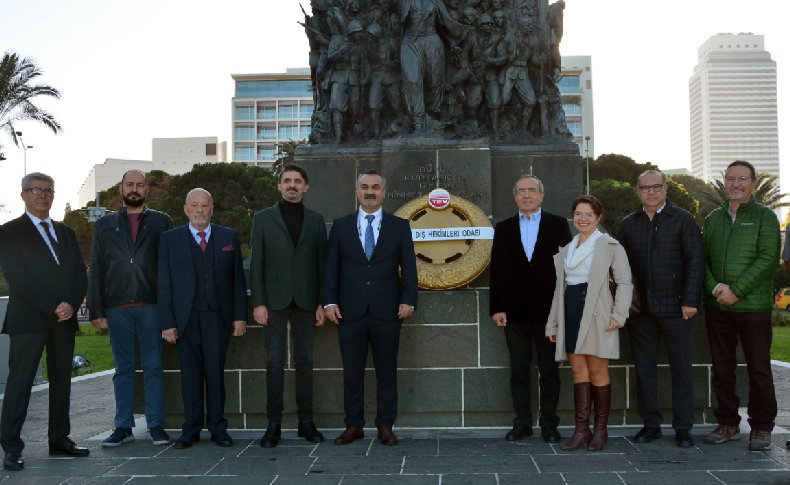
[{"x1": 0, "y1": 0, "x2": 787, "y2": 224}]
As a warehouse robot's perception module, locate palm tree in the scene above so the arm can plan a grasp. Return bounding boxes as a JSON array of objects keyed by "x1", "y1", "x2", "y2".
[
  {"x1": 701, "y1": 172, "x2": 790, "y2": 210},
  {"x1": 271, "y1": 139, "x2": 308, "y2": 177},
  {"x1": 0, "y1": 52, "x2": 62, "y2": 147}
]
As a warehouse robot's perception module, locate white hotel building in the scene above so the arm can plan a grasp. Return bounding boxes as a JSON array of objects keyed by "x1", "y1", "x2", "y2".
[
  {"x1": 231, "y1": 61, "x2": 593, "y2": 164},
  {"x1": 689, "y1": 33, "x2": 779, "y2": 182}
]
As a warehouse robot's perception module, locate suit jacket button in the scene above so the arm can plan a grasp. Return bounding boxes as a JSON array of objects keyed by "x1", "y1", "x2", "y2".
[
  {"x1": 367, "y1": 281, "x2": 370, "y2": 285},
  {"x1": 293, "y1": 273, "x2": 296, "y2": 277}
]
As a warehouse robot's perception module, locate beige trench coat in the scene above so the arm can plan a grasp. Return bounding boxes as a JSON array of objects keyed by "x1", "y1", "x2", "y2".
[{"x1": 545, "y1": 234, "x2": 632, "y2": 362}]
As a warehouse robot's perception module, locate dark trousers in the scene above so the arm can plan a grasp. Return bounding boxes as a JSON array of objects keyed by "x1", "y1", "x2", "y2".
[
  {"x1": 706, "y1": 308, "x2": 777, "y2": 432},
  {"x1": 337, "y1": 309, "x2": 401, "y2": 429},
  {"x1": 264, "y1": 302, "x2": 317, "y2": 424},
  {"x1": 177, "y1": 309, "x2": 231, "y2": 436},
  {"x1": 1, "y1": 324, "x2": 75, "y2": 452},
  {"x1": 504, "y1": 320, "x2": 560, "y2": 428},
  {"x1": 627, "y1": 314, "x2": 695, "y2": 430}
]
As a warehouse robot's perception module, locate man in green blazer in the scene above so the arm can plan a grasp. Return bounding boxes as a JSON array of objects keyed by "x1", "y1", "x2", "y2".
[{"x1": 250, "y1": 163, "x2": 328, "y2": 449}]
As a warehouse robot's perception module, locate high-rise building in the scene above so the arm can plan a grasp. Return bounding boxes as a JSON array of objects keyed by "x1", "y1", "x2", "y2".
[
  {"x1": 689, "y1": 33, "x2": 779, "y2": 182},
  {"x1": 560, "y1": 55, "x2": 594, "y2": 157},
  {"x1": 231, "y1": 68, "x2": 313, "y2": 168}
]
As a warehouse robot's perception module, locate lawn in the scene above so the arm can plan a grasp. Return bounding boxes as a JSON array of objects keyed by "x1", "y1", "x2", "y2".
[
  {"x1": 42, "y1": 323, "x2": 115, "y2": 381},
  {"x1": 772, "y1": 325, "x2": 790, "y2": 364}
]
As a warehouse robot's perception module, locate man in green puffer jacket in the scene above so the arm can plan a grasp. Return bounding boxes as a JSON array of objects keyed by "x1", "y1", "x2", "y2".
[{"x1": 702, "y1": 160, "x2": 780, "y2": 452}]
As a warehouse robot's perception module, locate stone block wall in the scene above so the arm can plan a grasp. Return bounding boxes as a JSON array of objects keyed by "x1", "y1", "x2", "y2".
[{"x1": 137, "y1": 290, "x2": 748, "y2": 429}]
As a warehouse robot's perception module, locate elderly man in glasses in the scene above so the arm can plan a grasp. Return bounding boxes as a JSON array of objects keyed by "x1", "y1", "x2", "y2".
[
  {"x1": 489, "y1": 174, "x2": 572, "y2": 443},
  {"x1": 701, "y1": 160, "x2": 780, "y2": 451},
  {"x1": 617, "y1": 170, "x2": 705, "y2": 448},
  {"x1": 0, "y1": 173, "x2": 90, "y2": 471}
]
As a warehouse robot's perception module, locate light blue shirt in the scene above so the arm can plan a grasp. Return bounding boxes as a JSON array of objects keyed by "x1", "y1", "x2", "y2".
[
  {"x1": 357, "y1": 206, "x2": 382, "y2": 250},
  {"x1": 26, "y1": 210, "x2": 59, "y2": 264},
  {"x1": 189, "y1": 223, "x2": 212, "y2": 245},
  {"x1": 519, "y1": 208, "x2": 541, "y2": 261}
]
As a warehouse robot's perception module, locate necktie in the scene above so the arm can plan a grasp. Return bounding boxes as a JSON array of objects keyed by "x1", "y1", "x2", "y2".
[
  {"x1": 364, "y1": 214, "x2": 375, "y2": 261},
  {"x1": 197, "y1": 231, "x2": 207, "y2": 252},
  {"x1": 39, "y1": 221, "x2": 61, "y2": 264}
]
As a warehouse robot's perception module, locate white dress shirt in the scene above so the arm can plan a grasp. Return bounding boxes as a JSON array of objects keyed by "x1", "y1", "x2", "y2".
[
  {"x1": 189, "y1": 223, "x2": 212, "y2": 244},
  {"x1": 358, "y1": 206, "x2": 383, "y2": 250},
  {"x1": 26, "y1": 210, "x2": 59, "y2": 265}
]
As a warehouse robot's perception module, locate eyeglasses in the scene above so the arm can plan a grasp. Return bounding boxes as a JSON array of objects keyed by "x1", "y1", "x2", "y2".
[
  {"x1": 725, "y1": 176, "x2": 754, "y2": 183},
  {"x1": 573, "y1": 212, "x2": 596, "y2": 219},
  {"x1": 26, "y1": 188, "x2": 55, "y2": 197},
  {"x1": 516, "y1": 188, "x2": 539, "y2": 196},
  {"x1": 638, "y1": 184, "x2": 665, "y2": 193}
]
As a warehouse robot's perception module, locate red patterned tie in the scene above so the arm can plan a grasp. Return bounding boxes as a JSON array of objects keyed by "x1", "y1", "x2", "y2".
[{"x1": 197, "y1": 231, "x2": 207, "y2": 252}]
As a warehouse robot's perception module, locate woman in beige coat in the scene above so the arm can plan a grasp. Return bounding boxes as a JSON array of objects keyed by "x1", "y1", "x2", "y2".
[{"x1": 546, "y1": 195, "x2": 632, "y2": 452}]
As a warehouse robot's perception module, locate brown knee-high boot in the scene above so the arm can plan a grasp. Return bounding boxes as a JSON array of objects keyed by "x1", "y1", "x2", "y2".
[
  {"x1": 587, "y1": 383, "x2": 612, "y2": 451},
  {"x1": 561, "y1": 382, "x2": 593, "y2": 450}
]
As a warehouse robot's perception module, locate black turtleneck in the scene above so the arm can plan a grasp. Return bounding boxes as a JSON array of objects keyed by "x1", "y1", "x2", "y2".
[{"x1": 279, "y1": 199, "x2": 304, "y2": 246}]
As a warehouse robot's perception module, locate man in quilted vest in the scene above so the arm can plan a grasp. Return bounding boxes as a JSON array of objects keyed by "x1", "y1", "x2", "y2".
[
  {"x1": 702, "y1": 160, "x2": 780, "y2": 451},
  {"x1": 617, "y1": 170, "x2": 705, "y2": 449}
]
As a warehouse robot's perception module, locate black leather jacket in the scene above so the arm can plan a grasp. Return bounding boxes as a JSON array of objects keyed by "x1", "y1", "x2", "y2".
[
  {"x1": 617, "y1": 199, "x2": 705, "y2": 318},
  {"x1": 88, "y1": 206, "x2": 172, "y2": 319}
]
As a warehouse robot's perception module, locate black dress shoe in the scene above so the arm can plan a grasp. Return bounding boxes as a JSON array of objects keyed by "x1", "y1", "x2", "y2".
[
  {"x1": 173, "y1": 433, "x2": 200, "y2": 449},
  {"x1": 211, "y1": 432, "x2": 233, "y2": 447},
  {"x1": 49, "y1": 437, "x2": 90, "y2": 456},
  {"x1": 261, "y1": 424, "x2": 282, "y2": 448},
  {"x1": 505, "y1": 425, "x2": 533, "y2": 441},
  {"x1": 675, "y1": 429, "x2": 694, "y2": 448},
  {"x1": 298, "y1": 420, "x2": 324, "y2": 443},
  {"x1": 633, "y1": 426, "x2": 662, "y2": 444},
  {"x1": 3, "y1": 452, "x2": 23, "y2": 471},
  {"x1": 541, "y1": 427, "x2": 562, "y2": 443}
]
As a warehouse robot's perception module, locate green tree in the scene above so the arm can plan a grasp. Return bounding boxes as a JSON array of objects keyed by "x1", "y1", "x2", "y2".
[
  {"x1": 147, "y1": 163, "x2": 280, "y2": 249},
  {"x1": 0, "y1": 265, "x2": 8, "y2": 297},
  {"x1": 0, "y1": 52, "x2": 62, "y2": 145},
  {"x1": 63, "y1": 209, "x2": 94, "y2": 266},
  {"x1": 589, "y1": 154, "x2": 659, "y2": 186},
  {"x1": 589, "y1": 179, "x2": 641, "y2": 236},
  {"x1": 669, "y1": 173, "x2": 714, "y2": 226},
  {"x1": 271, "y1": 139, "x2": 308, "y2": 178},
  {"x1": 665, "y1": 178, "x2": 699, "y2": 217}
]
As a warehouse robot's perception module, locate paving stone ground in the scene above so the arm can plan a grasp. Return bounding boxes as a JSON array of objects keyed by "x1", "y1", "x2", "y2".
[{"x1": 1, "y1": 365, "x2": 789, "y2": 484}]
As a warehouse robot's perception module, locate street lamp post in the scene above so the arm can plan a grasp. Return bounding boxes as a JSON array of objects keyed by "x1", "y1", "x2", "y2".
[
  {"x1": 14, "y1": 131, "x2": 32, "y2": 175},
  {"x1": 585, "y1": 136, "x2": 591, "y2": 194}
]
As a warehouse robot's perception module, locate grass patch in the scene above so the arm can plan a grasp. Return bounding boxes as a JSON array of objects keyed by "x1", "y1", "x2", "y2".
[
  {"x1": 772, "y1": 325, "x2": 790, "y2": 364},
  {"x1": 42, "y1": 323, "x2": 114, "y2": 381}
]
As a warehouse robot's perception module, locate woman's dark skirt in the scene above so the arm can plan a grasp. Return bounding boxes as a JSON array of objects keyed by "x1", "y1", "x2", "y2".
[{"x1": 564, "y1": 282, "x2": 588, "y2": 355}]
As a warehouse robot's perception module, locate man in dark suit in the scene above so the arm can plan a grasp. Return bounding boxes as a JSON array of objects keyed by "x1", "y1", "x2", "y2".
[
  {"x1": 0, "y1": 173, "x2": 90, "y2": 471},
  {"x1": 323, "y1": 170, "x2": 418, "y2": 446},
  {"x1": 490, "y1": 174, "x2": 572, "y2": 443},
  {"x1": 158, "y1": 188, "x2": 247, "y2": 449},
  {"x1": 250, "y1": 163, "x2": 327, "y2": 448}
]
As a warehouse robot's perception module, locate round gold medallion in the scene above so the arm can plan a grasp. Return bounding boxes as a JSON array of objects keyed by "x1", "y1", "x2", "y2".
[{"x1": 395, "y1": 191, "x2": 493, "y2": 290}]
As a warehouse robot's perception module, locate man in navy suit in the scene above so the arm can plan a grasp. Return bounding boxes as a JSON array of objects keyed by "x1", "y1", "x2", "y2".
[
  {"x1": 323, "y1": 170, "x2": 418, "y2": 446},
  {"x1": 158, "y1": 188, "x2": 247, "y2": 449}
]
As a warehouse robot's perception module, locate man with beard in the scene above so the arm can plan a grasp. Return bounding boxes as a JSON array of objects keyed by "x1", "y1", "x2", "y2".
[
  {"x1": 88, "y1": 170, "x2": 173, "y2": 447},
  {"x1": 250, "y1": 164, "x2": 327, "y2": 448}
]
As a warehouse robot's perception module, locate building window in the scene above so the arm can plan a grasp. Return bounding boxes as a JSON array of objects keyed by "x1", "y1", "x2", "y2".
[
  {"x1": 235, "y1": 126, "x2": 255, "y2": 140},
  {"x1": 258, "y1": 126, "x2": 277, "y2": 139},
  {"x1": 206, "y1": 143, "x2": 217, "y2": 156},
  {"x1": 567, "y1": 120, "x2": 582, "y2": 135},
  {"x1": 235, "y1": 106, "x2": 254, "y2": 120},
  {"x1": 279, "y1": 104, "x2": 298, "y2": 119},
  {"x1": 235, "y1": 80, "x2": 312, "y2": 98},
  {"x1": 300, "y1": 125, "x2": 312, "y2": 139},
  {"x1": 279, "y1": 124, "x2": 298, "y2": 139},
  {"x1": 586, "y1": 80, "x2": 591, "y2": 89},
  {"x1": 235, "y1": 146, "x2": 255, "y2": 161},
  {"x1": 558, "y1": 76, "x2": 581, "y2": 93},
  {"x1": 563, "y1": 104, "x2": 581, "y2": 115},
  {"x1": 258, "y1": 145, "x2": 277, "y2": 160},
  {"x1": 258, "y1": 105, "x2": 276, "y2": 119},
  {"x1": 300, "y1": 104, "x2": 314, "y2": 118}
]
